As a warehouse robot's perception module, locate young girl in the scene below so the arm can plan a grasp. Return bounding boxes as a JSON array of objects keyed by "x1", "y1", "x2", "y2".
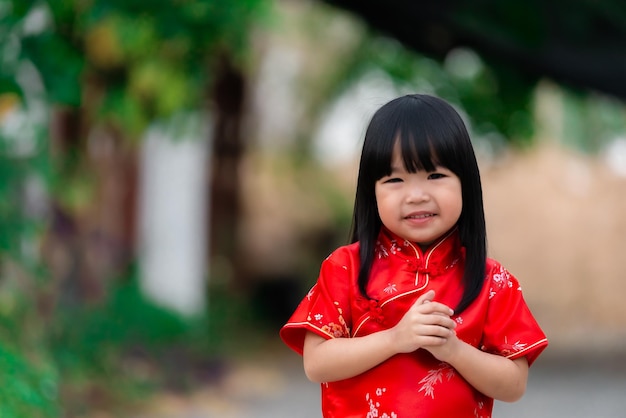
[{"x1": 280, "y1": 94, "x2": 548, "y2": 417}]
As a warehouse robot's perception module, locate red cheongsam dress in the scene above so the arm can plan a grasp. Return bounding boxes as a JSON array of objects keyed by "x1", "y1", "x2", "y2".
[{"x1": 280, "y1": 227, "x2": 548, "y2": 418}]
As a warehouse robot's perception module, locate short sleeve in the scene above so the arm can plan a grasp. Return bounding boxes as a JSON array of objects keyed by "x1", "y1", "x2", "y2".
[
  {"x1": 279, "y1": 249, "x2": 355, "y2": 355},
  {"x1": 480, "y1": 263, "x2": 548, "y2": 366}
]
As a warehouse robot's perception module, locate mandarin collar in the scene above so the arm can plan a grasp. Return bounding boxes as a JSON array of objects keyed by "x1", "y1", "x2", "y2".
[{"x1": 376, "y1": 227, "x2": 463, "y2": 276}]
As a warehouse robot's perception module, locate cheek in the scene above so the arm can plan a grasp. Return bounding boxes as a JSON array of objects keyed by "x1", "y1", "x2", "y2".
[
  {"x1": 451, "y1": 191, "x2": 463, "y2": 219},
  {"x1": 454, "y1": 201, "x2": 463, "y2": 220},
  {"x1": 441, "y1": 184, "x2": 463, "y2": 219},
  {"x1": 374, "y1": 192, "x2": 395, "y2": 219},
  {"x1": 374, "y1": 195, "x2": 387, "y2": 216}
]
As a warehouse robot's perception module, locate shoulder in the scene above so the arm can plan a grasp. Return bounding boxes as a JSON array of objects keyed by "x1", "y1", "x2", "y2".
[
  {"x1": 485, "y1": 258, "x2": 517, "y2": 278},
  {"x1": 312, "y1": 242, "x2": 361, "y2": 286},
  {"x1": 324, "y1": 241, "x2": 360, "y2": 266},
  {"x1": 484, "y1": 258, "x2": 522, "y2": 293}
]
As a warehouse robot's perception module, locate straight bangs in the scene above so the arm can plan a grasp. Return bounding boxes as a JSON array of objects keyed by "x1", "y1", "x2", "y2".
[
  {"x1": 407, "y1": 98, "x2": 475, "y2": 181},
  {"x1": 396, "y1": 126, "x2": 452, "y2": 176}
]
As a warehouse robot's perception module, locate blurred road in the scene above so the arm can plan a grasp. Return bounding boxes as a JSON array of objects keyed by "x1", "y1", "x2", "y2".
[{"x1": 136, "y1": 344, "x2": 626, "y2": 418}]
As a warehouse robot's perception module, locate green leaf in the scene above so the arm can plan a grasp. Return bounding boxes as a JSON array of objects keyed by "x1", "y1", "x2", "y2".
[{"x1": 21, "y1": 34, "x2": 84, "y2": 106}]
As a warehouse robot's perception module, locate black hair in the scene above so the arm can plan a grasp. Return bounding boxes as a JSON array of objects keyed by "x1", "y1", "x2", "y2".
[{"x1": 348, "y1": 94, "x2": 486, "y2": 314}]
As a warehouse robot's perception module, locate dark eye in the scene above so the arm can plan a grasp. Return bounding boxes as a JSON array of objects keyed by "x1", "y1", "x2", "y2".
[
  {"x1": 383, "y1": 177, "x2": 403, "y2": 184},
  {"x1": 428, "y1": 172, "x2": 446, "y2": 180}
]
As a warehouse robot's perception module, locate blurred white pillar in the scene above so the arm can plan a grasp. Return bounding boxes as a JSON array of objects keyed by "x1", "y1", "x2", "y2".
[{"x1": 137, "y1": 113, "x2": 211, "y2": 317}]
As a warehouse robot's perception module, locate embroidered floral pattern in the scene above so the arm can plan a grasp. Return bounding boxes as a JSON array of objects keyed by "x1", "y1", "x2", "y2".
[
  {"x1": 418, "y1": 363, "x2": 455, "y2": 399},
  {"x1": 308, "y1": 302, "x2": 350, "y2": 338},
  {"x1": 376, "y1": 240, "x2": 389, "y2": 259},
  {"x1": 500, "y1": 336, "x2": 527, "y2": 356},
  {"x1": 365, "y1": 387, "x2": 398, "y2": 418},
  {"x1": 489, "y1": 265, "x2": 515, "y2": 299},
  {"x1": 474, "y1": 400, "x2": 490, "y2": 418},
  {"x1": 376, "y1": 239, "x2": 404, "y2": 259},
  {"x1": 321, "y1": 322, "x2": 346, "y2": 337},
  {"x1": 383, "y1": 283, "x2": 398, "y2": 294},
  {"x1": 389, "y1": 240, "x2": 401, "y2": 255},
  {"x1": 446, "y1": 257, "x2": 460, "y2": 270}
]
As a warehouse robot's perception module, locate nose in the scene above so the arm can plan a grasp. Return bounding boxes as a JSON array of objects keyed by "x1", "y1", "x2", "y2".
[{"x1": 405, "y1": 183, "x2": 430, "y2": 203}]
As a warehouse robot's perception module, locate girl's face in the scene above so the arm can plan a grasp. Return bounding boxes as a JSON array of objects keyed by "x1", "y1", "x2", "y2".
[{"x1": 375, "y1": 143, "x2": 462, "y2": 248}]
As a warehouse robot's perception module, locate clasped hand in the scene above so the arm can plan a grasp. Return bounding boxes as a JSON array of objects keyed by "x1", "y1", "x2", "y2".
[{"x1": 388, "y1": 289, "x2": 458, "y2": 361}]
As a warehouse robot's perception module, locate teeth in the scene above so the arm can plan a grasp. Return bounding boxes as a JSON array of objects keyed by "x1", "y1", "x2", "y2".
[{"x1": 408, "y1": 214, "x2": 433, "y2": 219}]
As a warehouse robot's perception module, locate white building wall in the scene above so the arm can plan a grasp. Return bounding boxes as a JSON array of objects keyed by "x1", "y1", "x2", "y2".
[{"x1": 137, "y1": 114, "x2": 211, "y2": 317}]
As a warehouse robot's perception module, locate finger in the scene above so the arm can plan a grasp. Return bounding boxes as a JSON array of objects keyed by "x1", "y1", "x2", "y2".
[
  {"x1": 421, "y1": 314, "x2": 456, "y2": 330},
  {"x1": 415, "y1": 290, "x2": 435, "y2": 306},
  {"x1": 419, "y1": 324, "x2": 455, "y2": 339},
  {"x1": 421, "y1": 337, "x2": 449, "y2": 347},
  {"x1": 419, "y1": 301, "x2": 454, "y2": 317}
]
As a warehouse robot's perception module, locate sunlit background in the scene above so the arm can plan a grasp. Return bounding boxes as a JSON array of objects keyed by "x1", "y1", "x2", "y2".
[{"x1": 1, "y1": 0, "x2": 625, "y2": 417}]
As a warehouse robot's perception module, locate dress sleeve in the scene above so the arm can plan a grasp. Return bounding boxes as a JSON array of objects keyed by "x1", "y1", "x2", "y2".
[
  {"x1": 279, "y1": 249, "x2": 354, "y2": 355},
  {"x1": 480, "y1": 262, "x2": 548, "y2": 366}
]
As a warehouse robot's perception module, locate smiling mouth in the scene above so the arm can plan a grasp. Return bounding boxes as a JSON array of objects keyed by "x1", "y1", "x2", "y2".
[{"x1": 406, "y1": 213, "x2": 435, "y2": 219}]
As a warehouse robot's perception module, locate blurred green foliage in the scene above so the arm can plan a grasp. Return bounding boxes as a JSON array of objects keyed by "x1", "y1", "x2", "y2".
[
  {"x1": 317, "y1": 31, "x2": 537, "y2": 148},
  {"x1": 0, "y1": 343, "x2": 59, "y2": 418},
  {"x1": 0, "y1": 262, "x2": 263, "y2": 416},
  {"x1": 51, "y1": 276, "x2": 190, "y2": 370},
  {"x1": 561, "y1": 89, "x2": 626, "y2": 154},
  {"x1": 1, "y1": 7, "x2": 55, "y2": 416},
  {"x1": 1, "y1": 0, "x2": 270, "y2": 415},
  {"x1": 48, "y1": 272, "x2": 266, "y2": 415},
  {"x1": 6, "y1": 0, "x2": 271, "y2": 136},
  {"x1": 0, "y1": 262, "x2": 59, "y2": 418}
]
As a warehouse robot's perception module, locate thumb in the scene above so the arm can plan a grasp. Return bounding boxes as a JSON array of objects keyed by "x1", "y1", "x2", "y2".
[{"x1": 415, "y1": 289, "x2": 435, "y2": 306}]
